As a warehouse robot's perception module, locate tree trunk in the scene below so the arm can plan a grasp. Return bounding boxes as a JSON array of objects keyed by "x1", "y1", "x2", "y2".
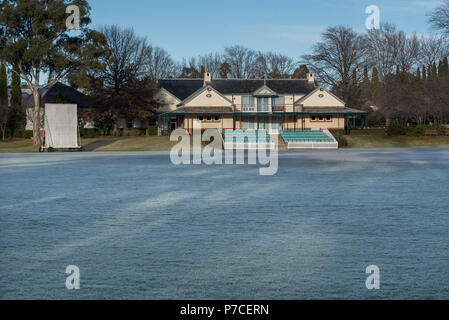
[{"x1": 32, "y1": 89, "x2": 41, "y2": 146}]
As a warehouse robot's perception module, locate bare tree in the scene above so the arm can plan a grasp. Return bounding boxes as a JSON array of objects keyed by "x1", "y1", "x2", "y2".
[
  {"x1": 418, "y1": 35, "x2": 449, "y2": 68},
  {"x1": 302, "y1": 26, "x2": 367, "y2": 101},
  {"x1": 145, "y1": 46, "x2": 178, "y2": 82},
  {"x1": 197, "y1": 53, "x2": 223, "y2": 78},
  {"x1": 365, "y1": 24, "x2": 402, "y2": 81},
  {"x1": 396, "y1": 32, "x2": 420, "y2": 74},
  {"x1": 223, "y1": 45, "x2": 258, "y2": 78},
  {"x1": 179, "y1": 57, "x2": 202, "y2": 78},
  {"x1": 179, "y1": 53, "x2": 223, "y2": 78},
  {"x1": 255, "y1": 52, "x2": 297, "y2": 78},
  {"x1": 98, "y1": 25, "x2": 149, "y2": 90},
  {"x1": 428, "y1": 1, "x2": 449, "y2": 35}
]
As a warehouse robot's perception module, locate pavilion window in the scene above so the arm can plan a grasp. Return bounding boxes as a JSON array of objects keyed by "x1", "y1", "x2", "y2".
[
  {"x1": 272, "y1": 96, "x2": 284, "y2": 107},
  {"x1": 326, "y1": 115, "x2": 332, "y2": 121},
  {"x1": 198, "y1": 116, "x2": 204, "y2": 121},
  {"x1": 242, "y1": 96, "x2": 255, "y2": 111},
  {"x1": 257, "y1": 97, "x2": 269, "y2": 112}
]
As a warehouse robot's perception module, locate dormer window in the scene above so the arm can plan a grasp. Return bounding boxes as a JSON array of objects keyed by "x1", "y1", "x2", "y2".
[
  {"x1": 257, "y1": 97, "x2": 269, "y2": 112},
  {"x1": 242, "y1": 96, "x2": 255, "y2": 111}
]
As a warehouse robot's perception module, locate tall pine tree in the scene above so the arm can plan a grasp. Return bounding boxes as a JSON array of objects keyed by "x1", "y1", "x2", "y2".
[
  {"x1": 432, "y1": 62, "x2": 438, "y2": 80},
  {"x1": 0, "y1": 63, "x2": 8, "y2": 140},
  {"x1": 441, "y1": 57, "x2": 449, "y2": 81},
  {"x1": 361, "y1": 66, "x2": 371, "y2": 100},
  {"x1": 371, "y1": 67, "x2": 380, "y2": 99},
  {"x1": 10, "y1": 69, "x2": 21, "y2": 106}
]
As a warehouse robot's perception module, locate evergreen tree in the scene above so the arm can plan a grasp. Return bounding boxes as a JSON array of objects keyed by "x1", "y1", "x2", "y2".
[
  {"x1": 219, "y1": 62, "x2": 231, "y2": 79},
  {"x1": 7, "y1": 68, "x2": 25, "y2": 138},
  {"x1": 292, "y1": 65, "x2": 310, "y2": 79},
  {"x1": 0, "y1": 63, "x2": 6, "y2": 103},
  {"x1": 432, "y1": 62, "x2": 438, "y2": 80},
  {"x1": 347, "y1": 68, "x2": 361, "y2": 108},
  {"x1": 0, "y1": 63, "x2": 8, "y2": 140},
  {"x1": 416, "y1": 67, "x2": 421, "y2": 82},
  {"x1": 438, "y1": 60, "x2": 444, "y2": 80},
  {"x1": 0, "y1": 0, "x2": 107, "y2": 145},
  {"x1": 371, "y1": 67, "x2": 380, "y2": 99},
  {"x1": 441, "y1": 57, "x2": 449, "y2": 80},
  {"x1": 361, "y1": 65, "x2": 371, "y2": 100},
  {"x1": 10, "y1": 70, "x2": 21, "y2": 106}
]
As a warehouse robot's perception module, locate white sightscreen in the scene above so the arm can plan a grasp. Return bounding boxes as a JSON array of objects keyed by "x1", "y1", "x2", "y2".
[{"x1": 44, "y1": 104, "x2": 79, "y2": 148}]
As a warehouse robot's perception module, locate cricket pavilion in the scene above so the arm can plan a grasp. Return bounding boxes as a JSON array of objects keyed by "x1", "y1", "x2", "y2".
[{"x1": 156, "y1": 72, "x2": 367, "y2": 149}]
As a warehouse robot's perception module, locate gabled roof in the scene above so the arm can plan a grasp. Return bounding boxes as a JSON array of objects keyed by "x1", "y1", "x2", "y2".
[
  {"x1": 157, "y1": 87, "x2": 181, "y2": 103},
  {"x1": 178, "y1": 85, "x2": 234, "y2": 107},
  {"x1": 23, "y1": 82, "x2": 94, "y2": 108},
  {"x1": 158, "y1": 78, "x2": 317, "y2": 100},
  {"x1": 295, "y1": 86, "x2": 346, "y2": 106},
  {"x1": 158, "y1": 79, "x2": 204, "y2": 101},
  {"x1": 211, "y1": 79, "x2": 316, "y2": 95},
  {"x1": 253, "y1": 85, "x2": 277, "y2": 96}
]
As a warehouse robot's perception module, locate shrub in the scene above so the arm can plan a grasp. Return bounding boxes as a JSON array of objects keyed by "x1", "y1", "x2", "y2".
[
  {"x1": 387, "y1": 124, "x2": 406, "y2": 136},
  {"x1": 146, "y1": 126, "x2": 158, "y2": 136},
  {"x1": 405, "y1": 126, "x2": 425, "y2": 136},
  {"x1": 366, "y1": 111, "x2": 386, "y2": 127},
  {"x1": 13, "y1": 130, "x2": 33, "y2": 139},
  {"x1": 387, "y1": 124, "x2": 447, "y2": 136},
  {"x1": 331, "y1": 130, "x2": 348, "y2": 148},
  {"x1": 123, "y1": 128, "x2": 144, "y2": 136},
  {"x1": 423, "y1": 124, "x2": 446, "y2": 136},
  {"x1": 79, "y1": 128, "x2": 100, "y2": 138},
  {"x1": 23, "y1": 130, "x2": 33, "y2": 139}
]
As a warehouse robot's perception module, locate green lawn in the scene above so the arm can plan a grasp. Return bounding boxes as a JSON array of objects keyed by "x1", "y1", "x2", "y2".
[
  {"x1": 1, "y1": 132, "x2": 449, "y2": 152},
  {"x1": 0, "y1": 139, "x2": 38, "y2": 153},
  {"x1": 0, "y1": 136, "x2": 179, "y2": 153},
  {"x1": 346, "y1": 131, "x2": 449, "y2": 148}
]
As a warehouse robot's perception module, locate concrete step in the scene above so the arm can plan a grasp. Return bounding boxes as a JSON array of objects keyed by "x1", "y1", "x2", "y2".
[{"x1": 270, "y1": 134, "x2": 288, "y2": 150}]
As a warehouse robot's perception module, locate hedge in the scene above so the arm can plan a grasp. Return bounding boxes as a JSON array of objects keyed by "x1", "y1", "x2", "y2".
[
  {"x1": 146, "y1": 126, "x2": 158, "y2": 136},
  {"x1": 79, "y1": 128, "x2": 100, "y2": 138},
  {"x1": 330, "y1": 130, "x2": 348, "y2": 148},
  {"x1": 13, "y1": 130, "x2": 33, "y2": 139},
  {"x1": 387, "y1": 124, "x2": 447, "y2": 136}
]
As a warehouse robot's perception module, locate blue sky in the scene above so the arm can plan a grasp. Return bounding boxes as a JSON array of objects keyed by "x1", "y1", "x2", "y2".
[{"x1": 89, "y1": 0, "x2": 444, "y2": 62}]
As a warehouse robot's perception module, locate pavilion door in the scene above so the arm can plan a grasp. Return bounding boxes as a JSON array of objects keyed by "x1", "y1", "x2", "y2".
[
  {"x1": 258, "y1": 116, "x2": 269, "y2": 130},
  {"x1": 242, "y1": 116, "x2": 255, "y2": 130},
  {"x1": 169, "y1": 119, "x2": 177, "y2": 131},
  {"x1": 270, "y1": 116, "x2": 283, "y2": 134}
]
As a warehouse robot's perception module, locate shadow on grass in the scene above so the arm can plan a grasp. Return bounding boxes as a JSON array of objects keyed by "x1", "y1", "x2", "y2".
[{"x1": 83, "y1": 140, "x2": 118, "y2": 151}]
